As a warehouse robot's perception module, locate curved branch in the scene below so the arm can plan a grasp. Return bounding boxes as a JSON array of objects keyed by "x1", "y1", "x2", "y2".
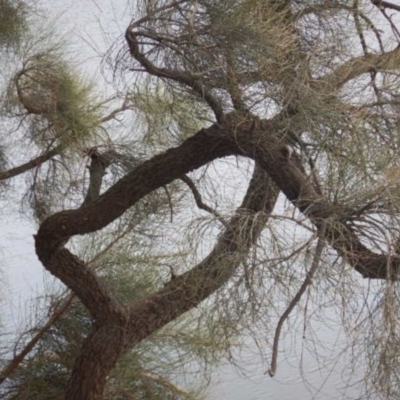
[
  {"x1": 125, "y1": 28, "x2": 225, "y2": 122},
  {"x1": 36, "y1": 124, "x2": 234, "y2": 248},
  {"x1": 318, "y1": 47, "x2": 400, "y2": 91},
  {"x1": 0, "y1": 148, "x2": 120, "y2": 383},
  {"x1": 215, "y1": 115, "x2": 400, "y2": 279},
  {"x1": 65, "y1": 164, "x2": 279, "y2": 399},
  {"x1": 128, "y1": 164, "x2": 277, "y2": 336},
  {"x1": 268, "y1": 221, "x2": 326, "y2": 377},
  {"x1": 35, "y1": 112, "x2": 400, "y2": 328},
  {"x1": 371, "y1": 0, "x2": 400, "y2": 12},
  {"x1": 32, "y1": 110, "x2": 400, "y2": 398},
  {"x1": 35, "y1": 122, "x2": 236, "y2": 321}
]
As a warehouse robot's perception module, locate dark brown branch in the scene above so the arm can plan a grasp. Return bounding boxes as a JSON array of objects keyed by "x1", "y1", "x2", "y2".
[
  {"x1": 128, "y1": 165, "x2": 277, "y2": 338},
  {"x1": 218, "y1": 114, "x2": 400, "y2": 279},
  {"x1": 65, "y1": 164, "x2": 279, "y2": 400},
  {"x1": 125, "y1": 28, "x2": 225, "y2": 122},
  {"x1": 36, "y1": 124, "x2": 234, "y2": 247},
  {"x1": 268, "y1": 221, "x2": 326, "y2": 377},
  {"x1": 0, "y1": 148, "x2": 117, "y2": 384},
  {"x1": 32, "y1": 110, "x2": 400, "y2": 398},
  {"x1": 35, "y1": 113, "x2": 400, "y2": 328},
  {"x1": 81, "y1": 149, "x2": 111, "y2": 208},
  {"x1": 0, "y1": 145, "x2": 63, "y2": 181},
  {"x1": 371, "y1": 0, "x2": 400, "y2": 12},
  {"x1": 35, "y1": 123, "x2": 235, "y2": 322}
]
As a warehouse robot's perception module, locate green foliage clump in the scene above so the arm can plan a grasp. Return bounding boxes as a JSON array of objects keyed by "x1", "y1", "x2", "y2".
[
  {"x1": 1, "y1": 288, "x2": 203, "y2": 400},
  {"x1": 0, "y1": 0, "x2": 27, "y2": 50},
  {"x1": 12, "y1": 52, "x2": 102, "y2": 147},
  {"x1": 132, "y1": 83, "x2": 210, "y2": 149}
]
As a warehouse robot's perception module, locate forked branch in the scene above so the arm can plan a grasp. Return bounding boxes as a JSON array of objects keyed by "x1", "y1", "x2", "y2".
[{"x1": 181, "y1": 174, "x2": 230, "y2": 229}]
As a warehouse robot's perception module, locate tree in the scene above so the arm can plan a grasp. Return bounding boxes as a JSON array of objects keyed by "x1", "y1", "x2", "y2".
[
  {"x1": 0, "y1": 2, "x2": 221, "y2": 399},
  {"x1": 3, "y1": 0, "x2": 400, "y2": 399}
]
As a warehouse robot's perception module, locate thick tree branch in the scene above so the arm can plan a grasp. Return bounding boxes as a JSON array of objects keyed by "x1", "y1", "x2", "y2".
[
  {"x1": 258, "y1": 155, "x2": 398, "y2": 279},
  {"x1": 36, "y1": 124, "x2": 234, "y2": 249},
  {"x1": 35, "y1": 122, "x2": 235, "y2": 323},
  {"x1": 65, "y1": 164, "x2": 279, "y2": 400},
  {"x1": 125, "y1": 28, "x2": 225, "y2": 122},
  {"x1": 35, "y1": 113, "x2": 399, "y2": 330},
  {"x1": 205, "y1": 114, "x2": 400, "y2": 279},
  {"x1": 0, "y1": 149, "x2": 118, "y2": 384},
  {"x1": 127, "y1": 165, "x2": 277, "y2": 340},
  {"x1": 33, "y1": 110, "x2": 400, "y2": 398},
  {"x1": 371, "y1": 0, "x2": 400, "y2": 12},
  {"x1": 318, "y1": 47, "x2": 400, "y2": 91}
]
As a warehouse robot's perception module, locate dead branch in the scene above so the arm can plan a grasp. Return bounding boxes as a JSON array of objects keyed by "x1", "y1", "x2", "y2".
[
  {"x1": 181, "y1": 174, "x2": 230, "y2": 229},
  {"x1": 268, "y1": 221, "x2": 326, "y2": 377}
]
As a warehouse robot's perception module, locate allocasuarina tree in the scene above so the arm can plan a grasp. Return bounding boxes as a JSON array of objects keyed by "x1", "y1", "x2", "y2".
[{"x1": 3, "y1": 1, "x2": 400, "y2": 399}]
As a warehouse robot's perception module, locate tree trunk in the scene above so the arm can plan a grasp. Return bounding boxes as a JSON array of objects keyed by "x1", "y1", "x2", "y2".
[{"x1": 65, "y1": 324, "x2": 127, "y2": 400}]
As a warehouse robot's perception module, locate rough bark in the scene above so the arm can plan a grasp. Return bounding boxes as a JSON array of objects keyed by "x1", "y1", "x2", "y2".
[
  {"x1": 12, "y1": 2, "x2": 400, "y2": 398},
  {"x1": 33, "y1": 111, "x2": 400, "y2": 398},
  {"x1": 65, "y1": 323, "x2": 128, "y2": 400},
  {"x1": 63, "y1": 164, "x2": 279, "y2": 400}
]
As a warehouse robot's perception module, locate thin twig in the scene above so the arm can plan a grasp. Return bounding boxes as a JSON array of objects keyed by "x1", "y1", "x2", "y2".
[
  {"x1": 180, "y1": 174, "x2": 230, "y2": 229},
  {"x1": 0, "y1": 293, "x2": 75, "y2": 384},
  {"x1": 268, "y1": 221, "x2": 327, "y2": 377},
  {"x1": 162, "y1": 185, "x2": 174, "y2": 223}
]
